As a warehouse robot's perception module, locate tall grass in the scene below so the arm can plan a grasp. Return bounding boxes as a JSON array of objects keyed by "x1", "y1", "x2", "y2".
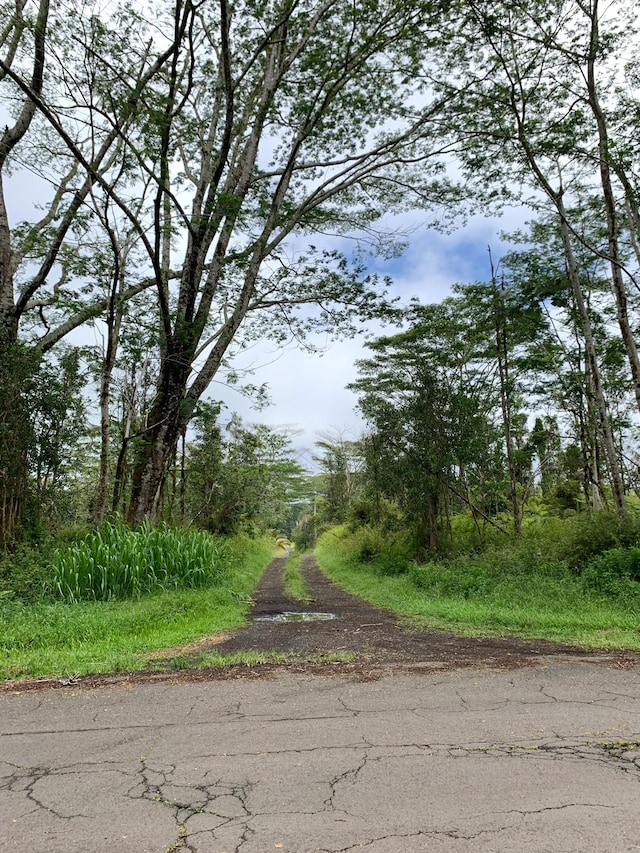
[
  {"x1": 49, "y1": 521, "x2": 234, "y2": 601},
  {"x1": 1, "y1": 534, "x2": 274, "y2": 680}
]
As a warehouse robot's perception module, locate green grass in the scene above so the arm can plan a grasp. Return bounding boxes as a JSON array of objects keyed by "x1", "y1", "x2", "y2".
[
  {"x1": 49, "y1": 520, "x2": 234, "y2": 601},
  {"x1": 0, "y1": 535, "x2": 274, "y2": 681},
  {"x1": 148, "y1": 650, "x2": 356, "y2": 670},
  {"x1": 283, "y1": 550, "x2": 312, "y2": 603},
  {"x1": 315, "y1": 527, "x2": 640, "y2": 651}
]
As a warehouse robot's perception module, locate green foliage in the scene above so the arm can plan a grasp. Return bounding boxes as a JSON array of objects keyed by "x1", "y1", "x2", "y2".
[
  {"x1": 0, "y1": 543, "x2": 52, "y2": 603},
  {"x1": 0, "y1": 535, "x2": 273, "y2": 680},
  {"x1": 555, "y1": 512, "x2": 640, "y2": 570},
  {"x1": 581, "y1": 548, "x2": 640, "y2": 599},
  {"x1": 335, "y1": 523, "x2": 412, "y2": 575},
  {"x1": 0, "y1": 344, "x2": 40, "y2": 548},
  {"x1": 409, "y1": 560, "x2": 495, "y2": 598},
  {"x1": 185, "y1": 410, "x2": 306, "y2": 536},
  {"x1": 49, "y1": 521, "x2": 234, "y2": 602},
  {"x1": 316, "y1": 522, "x2": 640, "y2": 649},
  {"x1": 313, "y1": 433, "x2": 364, "y2": 524}
]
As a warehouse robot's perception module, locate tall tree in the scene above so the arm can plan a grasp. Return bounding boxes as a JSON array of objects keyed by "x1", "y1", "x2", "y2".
[
  {"x1": 12, "y1": 0, "x2": 459, "y2": 523},
  {"x1": 435, "y1": 0, "x2": 634, "y2": 514},
  {"x1": 351, "y1": 300, "x2": 503, "y2": 557},
  {"x1": 0, "y1": 0, "x2": 180, "y2": 541}
]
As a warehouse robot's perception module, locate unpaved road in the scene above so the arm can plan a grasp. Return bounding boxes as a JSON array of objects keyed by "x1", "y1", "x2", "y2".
[{"x1": 1, "y1": 556, "x2": 639, "y2": 851}]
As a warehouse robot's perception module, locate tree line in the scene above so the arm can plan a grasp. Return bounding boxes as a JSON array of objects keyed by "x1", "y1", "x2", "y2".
[
  {"x1": 1, "y1": 0, "x2": 639, "y2": 548},
  {"x1": 308, "y1": 225, "x2": 639, "y2": 559}
]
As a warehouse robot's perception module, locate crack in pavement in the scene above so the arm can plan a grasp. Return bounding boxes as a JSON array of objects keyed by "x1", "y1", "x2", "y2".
[
  {"x1": 3, "y1": 560, "x2": 639, "y2": 853},
  {"x1": 110, "y1": 735, "x2": 640, "y2": 852}
]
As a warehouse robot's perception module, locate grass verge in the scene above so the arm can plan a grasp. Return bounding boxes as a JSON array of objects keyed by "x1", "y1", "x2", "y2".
[
  {"x1": 283, "y1": 550, "x2": 312, "y2": 603},
  {"x1": 146, "y1": 650, "x2": 356, "y2": 671},
  {"x1": 0, "y1": 536, "x2": 273, "y2": 681},
  {"x1": 315, "y1": 528, "x2": 640, "y2": 651}
]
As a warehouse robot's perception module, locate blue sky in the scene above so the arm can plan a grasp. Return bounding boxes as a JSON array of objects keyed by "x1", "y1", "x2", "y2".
[{"x1": 215, "y1": 209, "x2": 529, "y2": 466}]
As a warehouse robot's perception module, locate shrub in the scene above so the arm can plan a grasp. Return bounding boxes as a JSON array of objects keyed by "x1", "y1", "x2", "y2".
[
  {"x1": 0, "y1": 543, "x2": 53, "y2": 603},
  {"x1": 581, "y1": 547, "x2": 640, "y2": 600},
  {"x1": 49, "y1": 521, "x2": 234, "y2": 602},
  {"x1": 409, "y1": 559, "x2": 496, "y2": 598},
  {"x1": 347, "y1": 525, "x2": 386, "y2": 563},
  {"x1": 556, "y1": 512, "x2": 640, "y2": 570}
]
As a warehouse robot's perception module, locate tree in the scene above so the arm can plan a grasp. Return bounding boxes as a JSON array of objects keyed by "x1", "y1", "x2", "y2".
[
  {"x1": 434, "y1": 0, "x2": 635, "y2": 515},
  {"x1": 313, "y1": 431, "x2": 364, "y2": 524},
  {"x1": 0, "y1": 0, "x2": 178, "y2": 542},
  {"x1": 185, "y1": 408, "x2": 305, "y2": 535},
  {"x1": 350, "y1": 300, "x2": 503, "y2": 558},
  {"x1": 502, "y1": 216, "x2": 635, "y2": 510},
  {"x1": 6, "y1": 0, "x2": 460, "y2": 523}
]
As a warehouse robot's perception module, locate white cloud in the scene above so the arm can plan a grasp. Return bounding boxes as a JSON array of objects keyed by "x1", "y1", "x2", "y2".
[{"x1": 210, "y1": 209, "x2": 530, "y2": 463}]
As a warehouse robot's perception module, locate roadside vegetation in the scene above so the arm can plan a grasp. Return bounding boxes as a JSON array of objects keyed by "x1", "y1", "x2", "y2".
[
  {"x1": 283, "y1": 550, "x2": 312, "y2": 604},
  {"x1": 3, "y1": 2, "x2": 640, "y2": 677},
  {"x1": 315, "y1": 510, "x2": 640, "y2": 651},
  {"x1": 0, "y1": 410, "x2": 310, "y2": 682},
  {"x1": 0, "y1": 529, "x2": 273, "y2": 681}
]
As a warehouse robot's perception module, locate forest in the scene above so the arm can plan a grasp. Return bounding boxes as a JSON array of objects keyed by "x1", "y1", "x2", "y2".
[{"x1": 1, "y1": 0, "x2": 640, "y2": 670}]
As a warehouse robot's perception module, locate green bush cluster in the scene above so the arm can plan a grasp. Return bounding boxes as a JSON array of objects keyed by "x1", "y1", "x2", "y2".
[
  {"x1": 409, "y1": 560, "x2": 493, "y2": 598},
  {"x1": 555, "y1": 512, "x2": 640, "y2": 570},
  {"x1": 0, "y1": 543, "x2": 52, "y2": 603},
  {"x1": 581, "y1": 547, "x2": 640, "y2": 599},
  {"x1": 330, "y1": 509, "x2": 640, "y2": 610},
  {"x1": 343, "y1": 524, "x2": 412, "y2": 575},
  {"x1": 49, "y1": 521, "x2": 233, "y2": 602}
]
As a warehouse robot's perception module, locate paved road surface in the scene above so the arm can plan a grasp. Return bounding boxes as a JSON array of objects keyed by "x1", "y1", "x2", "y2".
[{"x1": 2, "y1": 661, "x2": 639, "y2": 852}]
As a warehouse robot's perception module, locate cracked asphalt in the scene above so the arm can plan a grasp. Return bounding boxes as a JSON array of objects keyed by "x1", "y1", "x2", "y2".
[
  {"x1": 2, "y1": 665, "x2": 640, "y2": 851},
  {"x1": 1, "y1": 557, "x2": 639, "y2": 851}
]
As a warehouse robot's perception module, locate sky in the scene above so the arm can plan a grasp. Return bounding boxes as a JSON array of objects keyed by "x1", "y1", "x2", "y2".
[
  {"x1": 213, "y1": 210, "x2": 528, "y2": 468},
  {"x1": 6, "y1": 144, "x2": 529, "y2": 471}
]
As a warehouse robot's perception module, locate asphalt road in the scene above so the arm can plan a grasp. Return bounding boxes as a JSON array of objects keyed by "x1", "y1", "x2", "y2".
[{"x1": 1, "y1": 660, "x2": 639, "y2": 852}]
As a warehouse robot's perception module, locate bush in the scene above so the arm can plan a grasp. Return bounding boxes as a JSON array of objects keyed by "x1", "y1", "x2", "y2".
[
  {"x1": 551, "y1": 511, "x2": 640, "y2": 570},
  {"x1": 350, "y1": 525, "x2": 413, "y2": 573},
  {"x1": 351, "y1": 525, "x2": 386, "y2": 563},
  {"x1": 409, "y1": 559, "x2": 496, "y2": 598},
  {"x1": 0, "y1": 543, "x2": 53, "y2": 603},
  {"x1": 48, "y1": 521, "x2": 234, "y2": 602},
  {"x1": 581, "y1": 547, "x2": 640, "y2": 600}
]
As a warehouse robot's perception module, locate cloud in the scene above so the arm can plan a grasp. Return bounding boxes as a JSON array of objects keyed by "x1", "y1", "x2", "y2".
[{"x1": 211, "y1": 210, "x2": 529, "y2": 462}]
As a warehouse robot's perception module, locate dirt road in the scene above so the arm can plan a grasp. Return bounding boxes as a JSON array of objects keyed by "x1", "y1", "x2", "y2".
[
  {"x1": 2, "y1": 556, "x2": 640, "y2": 851},
  {"x1": 209, "y1": 554, "x2": 638, "y2": 675}
]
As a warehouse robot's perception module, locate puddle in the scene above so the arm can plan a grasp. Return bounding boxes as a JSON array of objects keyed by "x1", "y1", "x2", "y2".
[{"x1": 253, "y1": 611, "x2": 338, "y2": 623}]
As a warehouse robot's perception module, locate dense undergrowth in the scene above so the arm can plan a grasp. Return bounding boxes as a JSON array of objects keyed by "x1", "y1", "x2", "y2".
[
  {"x1": 0, "y1": 527, "x2": 273, "y2": 680},
  {"x1": 315, "y1": 510, "x2": 640, "y2": 650}
]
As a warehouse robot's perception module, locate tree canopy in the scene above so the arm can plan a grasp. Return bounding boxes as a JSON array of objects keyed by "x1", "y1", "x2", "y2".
[{"x1": 1, "y1": 0, "x2": 640, "y2": 546}]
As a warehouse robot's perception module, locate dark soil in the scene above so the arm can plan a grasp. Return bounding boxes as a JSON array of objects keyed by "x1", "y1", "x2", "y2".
[
  {"x1": 4, "y1": 555, "x2": 638, "y2": 692},
  {"x1": 213, "y1": 554, "x2": 638, "y2": 669}
]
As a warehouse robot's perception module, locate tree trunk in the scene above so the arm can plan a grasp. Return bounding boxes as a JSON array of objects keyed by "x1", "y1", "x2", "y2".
[
  {"x1": 557, "y1": 210, "x2": 626, "y2": 516},
  {"x1": 0, "y1": 184, "x2": 26, "y2": 546},
  {"x1": 127, "y1": 361, "x2": 195, "y2": 524},
  {"x1": 490, "y1": 268, "x2": 522, "y2": 536},
  {"x1": 586, "y1": 3, "x2": 640, "y2": 414},
  {"x1": 93, "y1": 281, "x2": 123, "y2": 525}
]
